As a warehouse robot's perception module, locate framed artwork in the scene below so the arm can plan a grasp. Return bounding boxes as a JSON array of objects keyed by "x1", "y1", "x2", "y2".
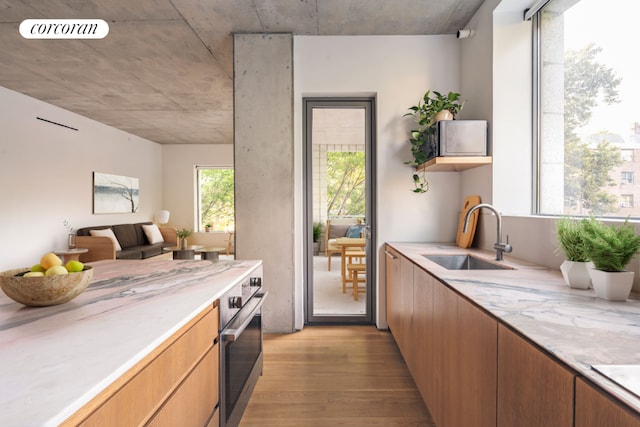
[{"x1": 93, "y1": 172, "x2": 139, "y2": 214}]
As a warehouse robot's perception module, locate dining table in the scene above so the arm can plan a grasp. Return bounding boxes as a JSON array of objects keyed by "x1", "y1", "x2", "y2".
[{"x1": 333, "y1": 237, "x2": 366, "y2": 292}]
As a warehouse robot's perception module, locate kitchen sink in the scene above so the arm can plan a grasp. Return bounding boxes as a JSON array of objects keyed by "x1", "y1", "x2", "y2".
[{"x1": 422, "y1": 254, "x2": 513, "y2": 270}]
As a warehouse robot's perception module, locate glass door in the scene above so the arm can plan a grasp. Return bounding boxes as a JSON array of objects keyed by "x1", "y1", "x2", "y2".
[{"x1": 304, "y1": 98, "x2": 376, "y2": 324}]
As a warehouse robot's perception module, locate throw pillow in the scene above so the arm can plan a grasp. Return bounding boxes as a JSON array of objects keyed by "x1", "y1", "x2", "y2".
[
  {"x1": 142, "y1": 224, "x2": 164, "y2": 244},
  {"x1": 90, "y1": 228, "x2": 123, "y2": 251},
  {"x1": 346, "y1": 224, "x2": 364, "y2": 238}
]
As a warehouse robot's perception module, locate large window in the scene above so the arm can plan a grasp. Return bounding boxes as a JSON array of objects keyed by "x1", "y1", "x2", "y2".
[
  {"x1": 536, "y1": 0, "x2": 640, "y2": 218},
  {"x1": 197, "y1": 167, "x2": 234, "y2": 232}
]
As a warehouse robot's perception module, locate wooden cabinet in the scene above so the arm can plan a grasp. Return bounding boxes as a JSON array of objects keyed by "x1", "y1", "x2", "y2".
[
  {"x1": 386, "y1": 244, "x2": 640, "y2": 427},
  {"x1": 575, "y1": 378, "x2": 640, "y2": 427},
  {"x1": 497, "y1": 324, "x2": 574, "y2": 427},
  {"x1": 455, "y1": 297, "x2": 497, "y2": 427},
  {"x1": 410, "y1": 267, "x2": 433, "y2": 405},
  {"x1": 63, "y1": 303, "x2": 220, "y2": 427},
  {"x1": 387, "y1": 254, "x2": 497, "y2": 427},
  {"x1": 385, "y1": 246, "x2": 412, "y2": 360},
  {"x1": 385, "y1": 246, "x2": 401, "y2": 342}
]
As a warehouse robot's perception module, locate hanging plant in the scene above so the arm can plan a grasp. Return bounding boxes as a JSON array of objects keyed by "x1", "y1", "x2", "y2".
[{"x1": 403, "y1": 90, "x2": 465, "y2": 194}]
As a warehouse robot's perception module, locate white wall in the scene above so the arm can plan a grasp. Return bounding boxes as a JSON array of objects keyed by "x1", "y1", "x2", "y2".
[
  {"x1": 161, "y1": 144, "x2": 233, "y2": 230},
  {"x1": 294, "y1": 35, "x2": 462, "y2": 329},
  {"x1": 0, "y1": 86, "x2": 163, "y2": 271}
]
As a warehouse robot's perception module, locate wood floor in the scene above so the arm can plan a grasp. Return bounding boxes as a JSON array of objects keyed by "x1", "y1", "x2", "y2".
[{"x1": 239, "y1": 326, "x2": 435, "y2": 426}]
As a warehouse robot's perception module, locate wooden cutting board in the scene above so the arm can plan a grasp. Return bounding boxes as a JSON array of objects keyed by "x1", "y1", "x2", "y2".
[{"x1": 456, "y1": 195, "x2": 481, "y2": 248}]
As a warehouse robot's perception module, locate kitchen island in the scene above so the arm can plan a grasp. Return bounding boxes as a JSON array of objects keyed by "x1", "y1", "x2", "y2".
[
  {"x1": 0, "y1": 258, "x2": 261, "y2": 427},
  {"x1": 386, "y1": 242, "x2": 640, "y2": 426}
]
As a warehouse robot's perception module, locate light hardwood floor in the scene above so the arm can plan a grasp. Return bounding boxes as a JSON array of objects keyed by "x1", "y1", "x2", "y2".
[{"x1": 240, "y1": 326, "x2": 435, "y2": 426}]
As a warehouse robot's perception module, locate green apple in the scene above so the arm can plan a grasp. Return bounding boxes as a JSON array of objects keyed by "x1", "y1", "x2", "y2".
[
  {"x1": 30, "y1": 264, "x2": 46, "y2": 273},
  {"x1": 65, "y1": 260, "x2": 84, "y2": 273}
]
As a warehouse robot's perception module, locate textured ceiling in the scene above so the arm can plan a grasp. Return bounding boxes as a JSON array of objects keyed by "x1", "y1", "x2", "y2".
[{"x1": 0, "y1": 0, "x2": 484, "y2": 144}]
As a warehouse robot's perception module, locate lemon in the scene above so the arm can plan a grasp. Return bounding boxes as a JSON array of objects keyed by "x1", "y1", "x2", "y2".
[
  {"x1": 45, "y1": 265, "x2": 68, "y2": 276},
  {"x1": 65, "y1": 260, "x2": 84, "y2": 273},
  {"x1": 24, "y1": 271, "x2": 45, "y2": 277},
  {"x1": 40, "y1": 252, "x2": 62, "y2": 270}
]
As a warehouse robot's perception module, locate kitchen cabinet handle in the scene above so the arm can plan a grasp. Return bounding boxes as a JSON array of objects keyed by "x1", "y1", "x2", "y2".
[{"x1": 385, "y1": 250, "x2": 397, "y2": 260}]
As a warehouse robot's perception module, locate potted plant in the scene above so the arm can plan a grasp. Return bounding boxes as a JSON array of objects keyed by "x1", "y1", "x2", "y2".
[
  {"x1": 204, "y1": 223, "x2": 212, "y2": 232},
  {"x1": 176, "y1": 228, "x2": 193, "y2": 249},
  {"x1": 404, "y1": 90, "x2": 465, "y2": 193},
  {"x1": 582, "y1": 217, "x2": 640, "y2": 301},
  {"x1": 556, "y1": 217, "x2": 592, "y2": 289},
  {"x1": 312, "y1": 222, "x2": 322, "y2": 256}
]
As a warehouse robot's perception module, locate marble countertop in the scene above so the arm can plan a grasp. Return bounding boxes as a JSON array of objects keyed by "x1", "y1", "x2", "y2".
[
  {"x1": 387, "y1": 242, "x2": 640, "y2": 413},
  {"x1": 0, "y1": 258, "x2": 261, "y2": 427}
]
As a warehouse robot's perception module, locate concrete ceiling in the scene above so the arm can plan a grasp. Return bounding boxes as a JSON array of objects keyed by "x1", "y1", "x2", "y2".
[{"x1": 0, "y1": 0, "x2": 484, "y2": 145}]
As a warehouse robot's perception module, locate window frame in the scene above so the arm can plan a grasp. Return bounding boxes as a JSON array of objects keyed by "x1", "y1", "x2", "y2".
[{"x1": 196, "y1": 166, "x2": 235, "y2": 233}]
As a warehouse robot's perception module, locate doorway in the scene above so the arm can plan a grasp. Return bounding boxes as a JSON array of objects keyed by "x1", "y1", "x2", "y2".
[{"x1": 304, "y1": 97, "x2": 376, "y2": 324}]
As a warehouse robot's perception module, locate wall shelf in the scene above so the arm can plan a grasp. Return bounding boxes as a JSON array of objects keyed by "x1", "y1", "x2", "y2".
[{"x1": 416, "y1": 156, "x2": 492, "y2": 172}]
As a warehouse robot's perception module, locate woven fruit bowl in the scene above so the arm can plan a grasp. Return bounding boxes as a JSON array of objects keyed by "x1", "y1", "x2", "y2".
[{"x1": 0, "y1": 266, "x2": 93, "y2": 307}]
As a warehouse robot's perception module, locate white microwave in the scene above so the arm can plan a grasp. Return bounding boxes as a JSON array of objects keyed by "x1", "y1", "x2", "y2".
[{"x1": 426, "y1": 120, "x2": 488, "y2": 159}]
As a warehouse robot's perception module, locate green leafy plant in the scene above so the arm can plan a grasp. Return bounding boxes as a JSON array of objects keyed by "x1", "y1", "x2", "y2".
[
  {"x1": 176, "y1": 228, "x2": 193, "y2": 239},
  {"x1": 582, "y1": 217, "x2": 640, "y2": 272},
  {"x1": 403, "y1": 90, "x2": 465, "y2": 194},
  {"x1": 312, "y1": 222, "x2": 322, "y2": 243},
  {"x1": 405, "y1": 90, "x2": 465, "y2": 129},
  {"x1": 556, "y1": 217, "x2": 589, "y2": 262}
]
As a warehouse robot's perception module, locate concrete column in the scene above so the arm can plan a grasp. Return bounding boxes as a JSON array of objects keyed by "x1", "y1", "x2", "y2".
[{"x1": 234, "y1": 33, "x2": 294, "y2": 333}]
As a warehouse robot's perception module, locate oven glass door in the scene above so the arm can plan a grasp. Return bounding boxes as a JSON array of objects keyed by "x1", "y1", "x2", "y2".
[{"x1": 224, "y1": 312, "x2": 261, "y2": 421}]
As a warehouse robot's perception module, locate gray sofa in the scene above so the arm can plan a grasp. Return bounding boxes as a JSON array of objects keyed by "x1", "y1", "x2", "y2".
[{"x1": 75, "y1": 222, "x2": 177, "y2": 262}]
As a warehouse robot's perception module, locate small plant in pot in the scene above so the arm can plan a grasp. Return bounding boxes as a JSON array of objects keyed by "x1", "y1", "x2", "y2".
[
  {"x1": 312, "y1": 222, "x2": 322, "y2": 256},
  {"x1": 582, "y1": 217, "x2": 640, "y2": 301},
  {"x1": 404, "y1": 90, "x2": 465, "y2": 193},
  {"x1": 176, "y1": 228, "x2": 193, "y2": 249},
  {"x1": 556, "y1": 217, "x2": 592, "y2": 289}
]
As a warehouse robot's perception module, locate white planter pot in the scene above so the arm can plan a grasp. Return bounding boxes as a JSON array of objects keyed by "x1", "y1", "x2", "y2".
[
  {"x1": 588, "y1": 268, "x2": 634, "y2": 301},
  {"x1": 434, "y1": 110, "x2": 453, "y2": 122},
  {"x1": 560, "y1": 260, "x2": 593, "y2": 289}
]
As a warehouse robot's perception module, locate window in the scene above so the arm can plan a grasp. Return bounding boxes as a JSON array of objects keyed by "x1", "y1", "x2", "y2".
[
  {"x1": 535, "y1": 0, "x2": 639, "y2": 218},
  {"x1": 621, "y1": 172, "x2": 634, "y2": 185},
  {"x1": 621, "y1": 194, "x2": 634, "y2": 208},
  {"x1": 197, "y1": 167, "x2": 234, "y2": 232}
]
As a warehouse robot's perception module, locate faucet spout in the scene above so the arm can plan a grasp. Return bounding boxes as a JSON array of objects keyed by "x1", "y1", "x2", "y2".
[{"x1": 463, "y1": 203, "x2": 512, "y2": 261}]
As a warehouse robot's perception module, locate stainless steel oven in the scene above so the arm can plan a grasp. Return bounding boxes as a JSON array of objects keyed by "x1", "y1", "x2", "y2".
[{"x1": 219, "y1": 271, "x2": 267, "y2": 427}]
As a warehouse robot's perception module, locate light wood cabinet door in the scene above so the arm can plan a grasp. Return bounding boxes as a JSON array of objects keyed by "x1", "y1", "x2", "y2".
[
  {"x1": 455, "y1": 297, "x2": 497, "y2": 427},
  {"x1": 575, "y1": 377, "x2": 640, "y2": 427},
  {"x1": 398, "y1": 255, "x2": 415, "y2": 363},
  {"x1": 385, "y1": 246, "x2": 401, "y2": 339},
  {"x1": 147, "y1": 343, "x2": 219, "y2": 427},
  {"x1": 497, "y1": 324, "x2": 574, "y2": 427},
  {"x1": 411, "y1": 266, "x2": 434, "y2": 403},
  {"x1": 431, "y1": 276, "x2": 458, "y2": 427}
]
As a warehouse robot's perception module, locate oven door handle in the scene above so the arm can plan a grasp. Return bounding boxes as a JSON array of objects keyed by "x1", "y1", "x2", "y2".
[{"x1": 221, "y1": 291, "x2": 268, "y2": 342}]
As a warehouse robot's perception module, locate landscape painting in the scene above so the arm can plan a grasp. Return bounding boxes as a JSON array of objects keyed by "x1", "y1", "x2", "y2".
[{"x1": 93, "y1": 172, "x2": 139, "y2": 214}]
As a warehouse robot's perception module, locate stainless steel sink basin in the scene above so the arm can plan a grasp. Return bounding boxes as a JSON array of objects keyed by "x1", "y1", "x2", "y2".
[{"x1": 423, "y1": 254, "x2": 513, "y2": 270}]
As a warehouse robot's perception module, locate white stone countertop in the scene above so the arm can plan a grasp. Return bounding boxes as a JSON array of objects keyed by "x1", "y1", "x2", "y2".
[
  {"x1": 387, "y1": 242, "x2": 640, "y2": 414},
  {"x1": 0, "y1": 258, "x2": 262, "y2": 427}
]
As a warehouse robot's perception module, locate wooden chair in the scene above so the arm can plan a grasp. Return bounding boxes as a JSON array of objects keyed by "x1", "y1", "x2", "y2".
[{"x1": 347, "y1": 263, "x2": 366, "y2": 301}]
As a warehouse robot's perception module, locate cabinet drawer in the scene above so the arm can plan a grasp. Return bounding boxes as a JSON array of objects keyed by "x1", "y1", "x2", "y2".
[
  {"x1": 575, "y1": 377, "x2": 640, "y2": 427},
  {"x1": 147, "y1": 343, "x2": 219, "y2": 426},
  {"x1": 69, "y1": 304, "x2": 219, "y2": 426}
]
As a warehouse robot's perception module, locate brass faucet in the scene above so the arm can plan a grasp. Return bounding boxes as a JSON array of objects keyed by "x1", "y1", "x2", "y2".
[{"x1": 463, "y1": 203, "x2": 512, "y2": 261}]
